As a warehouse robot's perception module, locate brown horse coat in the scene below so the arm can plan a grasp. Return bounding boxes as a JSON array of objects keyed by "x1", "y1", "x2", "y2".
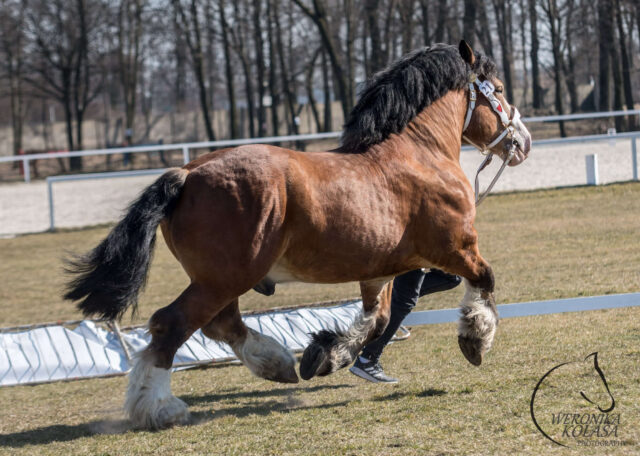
[{"x1": 65, "y1": 42, "x2": 531, "y2": 429}]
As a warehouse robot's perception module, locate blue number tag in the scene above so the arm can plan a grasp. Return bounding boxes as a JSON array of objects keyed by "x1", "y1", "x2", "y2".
[{"x1": 478, "y1": 80, "x2": 495, "y2": 97}]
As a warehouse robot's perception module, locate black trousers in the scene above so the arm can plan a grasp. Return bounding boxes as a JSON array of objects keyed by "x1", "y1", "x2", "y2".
[{"x1": 360, "y1": 268, "x2": 461, "y2": 363}]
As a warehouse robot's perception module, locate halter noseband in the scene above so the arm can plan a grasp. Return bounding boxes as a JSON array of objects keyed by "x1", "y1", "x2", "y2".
[{"x1": 462, "y1": 74, "x2": 521, "y2": 206}]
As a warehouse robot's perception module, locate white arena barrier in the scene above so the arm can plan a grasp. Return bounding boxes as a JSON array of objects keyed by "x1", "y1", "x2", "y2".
[
  {"x1": 0, "y1": 300, "x2": 362, "y2": 387},
  {"x1": 1, "y1": 293, "x2": 639, "y2": 387}
]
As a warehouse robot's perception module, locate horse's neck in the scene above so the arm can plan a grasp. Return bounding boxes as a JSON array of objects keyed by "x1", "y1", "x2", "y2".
[{"x1": 399, "y1": 90, "x2": 466, "y2": 163}]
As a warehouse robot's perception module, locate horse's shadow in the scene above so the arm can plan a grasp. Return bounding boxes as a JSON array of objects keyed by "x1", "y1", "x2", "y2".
[{"x1": 0, "y1": 384, "x2": 354, "y2": 448}]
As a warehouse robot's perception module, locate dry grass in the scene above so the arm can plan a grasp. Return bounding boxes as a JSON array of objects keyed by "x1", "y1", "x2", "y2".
[{"x1": 0, "y1": 183, "x2": 639, "y2": 455}]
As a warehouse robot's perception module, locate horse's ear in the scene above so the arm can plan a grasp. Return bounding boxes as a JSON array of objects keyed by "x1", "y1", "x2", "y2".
[{"x1": 459, "y1": 40, "x2": 475, "y2": 66}]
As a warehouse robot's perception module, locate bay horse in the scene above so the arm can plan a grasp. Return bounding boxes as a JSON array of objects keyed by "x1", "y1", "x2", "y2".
[{"x1": 65, "y1": 41, "x2": 531, "y2": 429}]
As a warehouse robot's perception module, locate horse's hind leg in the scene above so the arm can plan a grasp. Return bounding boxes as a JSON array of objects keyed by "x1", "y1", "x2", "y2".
[
  {"x1": 299, "y1": 279, "x2": 393, "y2": 380},
  {"x1": 125, "y1": 284, "x2": 225, "y2": 429},
  {"x1": 201, "y1": 300, "x2": 298, "y2": 383}
]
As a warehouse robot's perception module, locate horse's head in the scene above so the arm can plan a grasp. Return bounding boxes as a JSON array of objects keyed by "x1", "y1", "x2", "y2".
[
  {"x1": 458, "y1": 40, "x2": 531, "y2": 167},
  {"x1": 580, "y1": 352, "x2": 615, "y2": 413}
]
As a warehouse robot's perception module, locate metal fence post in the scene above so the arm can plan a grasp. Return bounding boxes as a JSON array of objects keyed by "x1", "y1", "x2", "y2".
[
  {"x1": 23, "y1": 158, "x2": 30, "y2": 183},
  {"x1": 586, "y1": 154, "x2": 599, "y2": 186},
  {"x1": 182, "y1": 146, "x2": 190, "y2": 165},
  {"x1": 632, "y1": 136, "x2": 638, "y2": 181},
  {"x1": 47, "y1": 178, "x2": 55, "y2": 231}
]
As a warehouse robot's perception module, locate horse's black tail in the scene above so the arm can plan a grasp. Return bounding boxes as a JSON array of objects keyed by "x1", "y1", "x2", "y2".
[{"x1": 64, "y1": 168, "x2": 188, "y2": 320}]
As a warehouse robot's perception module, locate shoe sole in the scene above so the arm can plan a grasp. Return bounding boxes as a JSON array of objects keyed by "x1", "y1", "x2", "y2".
[{"x1": 349, "y1": 366, "x2": 398, "y2": 384}]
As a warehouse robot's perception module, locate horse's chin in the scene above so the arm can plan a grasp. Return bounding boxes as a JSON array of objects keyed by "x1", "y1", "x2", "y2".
[{"x1": 507, "y1": 149, "x2": 527, "y2": 166}]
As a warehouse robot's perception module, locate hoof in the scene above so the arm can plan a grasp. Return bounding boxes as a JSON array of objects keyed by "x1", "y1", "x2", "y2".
[
  {"x1": 458, "y1": 335, "x2": 484, "y2": 366},
  {"x1": 128, "y1": 394, "x2": 191, "y2": 430},
  {"x1": 300, "y1": 343, "x2": 326, "y2": 380},
  {"x1": 155, "y1": 396, "x2": 191, "y2": 429},
  {"x1": 271, "y1": 364, "x2": 300, "y2": 384}
]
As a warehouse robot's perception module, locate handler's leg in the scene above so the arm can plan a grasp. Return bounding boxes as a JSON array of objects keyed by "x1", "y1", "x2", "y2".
[
  {"x1": 299, "y1": 279, "x2": 393, "y2": 380},
  {"x1": 359, "y1": 269, "x2": 426, "y2": 363},
  {"x1": 201, "y1": 300, "x2": 298, "y2": 383}
]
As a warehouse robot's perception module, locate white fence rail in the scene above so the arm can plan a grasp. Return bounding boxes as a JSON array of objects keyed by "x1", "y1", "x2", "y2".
[
  {"x1": 41, "y1": 130, "x2": 640, "y2": 232},
  {"x1": 2, "y1": 109, "x2": 639, "y2": 183}
]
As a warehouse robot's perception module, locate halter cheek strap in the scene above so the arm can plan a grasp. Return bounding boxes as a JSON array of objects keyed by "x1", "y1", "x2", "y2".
[
  {"x1": 462, "y1": 77, "x2": 521, "y2": 152},
  {"x1": 463, "y1": 74, "x2": 521, "y2": 206}
]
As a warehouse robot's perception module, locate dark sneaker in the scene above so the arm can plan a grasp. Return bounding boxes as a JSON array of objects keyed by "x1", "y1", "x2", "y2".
[{"x1": 349, "y1": 358, "x2": 398, "y2": 384}]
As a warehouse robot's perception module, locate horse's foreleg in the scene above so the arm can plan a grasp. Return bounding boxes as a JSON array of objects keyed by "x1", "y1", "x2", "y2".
[
  {"x1": 299, "y1": 279, "x2": 393, "y2": 380},
  {"x1": 447, "y1": 249, "x2": 498, "y2": 366},
  {"x1": 125, "y1": 284, "x2": 224, "y2": 429},
  {"x1": 201, "y1": 300, "x2": 298, "y2": 383}
]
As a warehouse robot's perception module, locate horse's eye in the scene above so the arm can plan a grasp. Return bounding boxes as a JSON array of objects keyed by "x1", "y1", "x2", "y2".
[{"x1": 495, "y1": 87, "x2": 504, "y2": 94}]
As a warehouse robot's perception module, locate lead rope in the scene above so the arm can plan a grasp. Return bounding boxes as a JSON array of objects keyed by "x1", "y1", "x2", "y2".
[{"x1": 474, "y1": 146, "x2": 515, "y2": 206}]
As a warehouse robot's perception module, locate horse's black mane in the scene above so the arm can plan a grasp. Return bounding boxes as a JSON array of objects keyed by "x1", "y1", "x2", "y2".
[{"x1": 339, "y1": 43, "x2": 497, "y2": 153}]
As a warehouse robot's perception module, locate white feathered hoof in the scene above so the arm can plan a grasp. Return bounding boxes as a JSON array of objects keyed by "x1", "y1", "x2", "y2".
[
  {"x1": 236, "y1": 328, "x2": 299, "y2": 384},
  {"x1": 128, "y1": 393, "x2": 190, "y2": 430},
  {"x1": 125, "y1": 353, "x2": 191, "y2": 429},
  {"x1": 457, "y1": 301, "x2": 498, "y2": 366}
]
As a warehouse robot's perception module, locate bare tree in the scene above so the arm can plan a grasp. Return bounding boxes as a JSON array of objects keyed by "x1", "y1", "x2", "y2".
[
  {"x1": 527, "y1": 0, "x2": 543, "y2": 108},
  {"x1": 26, "y1": 0, "x2": 105, "y2": 170},
  {"x1": 597, "y1": 0, "x2": 614, "y2": 111},
  {"x1": 492, "y1": 0, "x2": 515, "y2": 102},
  {"x1": 219, "y1": 0, "x2": 239, "y2": 138},
  {"x1": 291, "y1": 0, "x2": 353, "y2": 117},
  {"x1": 0, "y1": 0, "x2": 27, "y2": 160},
  {"x1": 172, "y1": 0, "x2": 217, "y2": 141},
  {"x1": 542, "y1": 0, "x2": 567, "y2": 135},
  {"x1": 252, "y1": 0, "x2": 267, "y2": 136},
  {"x1": 462, "y1": 0, "x2": 478, "y2": 46},
  {"x1": 231, "y1": 0, "x2": 257, "y2": 137},
  {"x1": 116, "y1": 0, "x2": 144, "y2": 147},
  {"x1": 615, "y1": 0, "x2": 635, "y2": 129}
]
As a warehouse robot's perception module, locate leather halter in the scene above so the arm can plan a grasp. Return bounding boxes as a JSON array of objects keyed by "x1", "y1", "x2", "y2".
[
  {"x1": 462, "y1": 75, "x2": 521, "y2": 152},
  {"x1": 462, "y1": 74, "x2": 521, "y2": 206}
]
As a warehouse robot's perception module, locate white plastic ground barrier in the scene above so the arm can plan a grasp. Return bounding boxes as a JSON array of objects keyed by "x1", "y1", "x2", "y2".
[
  {"x1": 0, "y1": 300, "x2": 362, "y2": 386},
  {"x1": 2, "y1": 292, "x2": 639, "y2": 387}
]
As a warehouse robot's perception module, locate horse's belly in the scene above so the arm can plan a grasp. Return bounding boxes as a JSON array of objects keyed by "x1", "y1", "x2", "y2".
[{"x1": 264, "y1": 259, "x2": 299, "y2": 283}]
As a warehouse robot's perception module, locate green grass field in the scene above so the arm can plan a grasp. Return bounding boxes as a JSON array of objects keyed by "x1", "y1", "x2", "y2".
[{"x1": 1, "y1": 183, "x2": 639, "y2": 455}]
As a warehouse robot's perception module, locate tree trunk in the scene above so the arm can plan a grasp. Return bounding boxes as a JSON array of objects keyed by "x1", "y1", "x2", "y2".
[
  {"x1": 117, "y1": 0, "x2": 143, "y2": 148},
  {"x1": 492, "y1": 0, "x2": 515, "y2": 103},
  {"x1": 615, "y1": 0, "x2": 635, "y2": 130},
  {"x1": 365, "y1": 0, "x2": 384, "y2": 73},
  {"x1": 517, "y1": 0, "x2": 528, "y2": 107},
  {"x1": 273, "y1": 0, "x2": 299, "y2": 135},
  {"x1": 252, "y1": 0, "x2": 267, "y2": 136},
  {"x1": 544, "y1": 0, "x2": 566, "y2": 136},
  {"x1": 266, "y1": 0, "x2": 280, "y2": 137},
  {"x1": 476, "y1": 0, "x2": 494, "y2": 57},
  {"x1": 219, "y1": 0, "x2": 238, "y2": 138},
  {"x1": 418, "y1": 0, "x2": 430, "y2": 46},
  {"x1": 597, "y1": 0, "x2": 613, "y2": 111},
  {"x1": 321, "y1": 49, "x2": 332, "y2": 132},
  {"x1": 305, "y1": 49, "x2": 323, "y2": 132},
  {"x1": 563, "y1": 0, "x2": 579, "y2": 113},
  {"x1": 291, "y1": 0, "x2": 353, "y2": 118},
  {"x1": 172, "y1": 0, "x2": 216, "y2": 141},
  {"x1": 398, "y1": 0, "x2": 416, "y2": 53},
  {"x1": 463, "y1": 0, "x2": 477, "y2": 47},
  {"x1": 528, "y1": 0, "x2": 543, "y2": 108}
]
